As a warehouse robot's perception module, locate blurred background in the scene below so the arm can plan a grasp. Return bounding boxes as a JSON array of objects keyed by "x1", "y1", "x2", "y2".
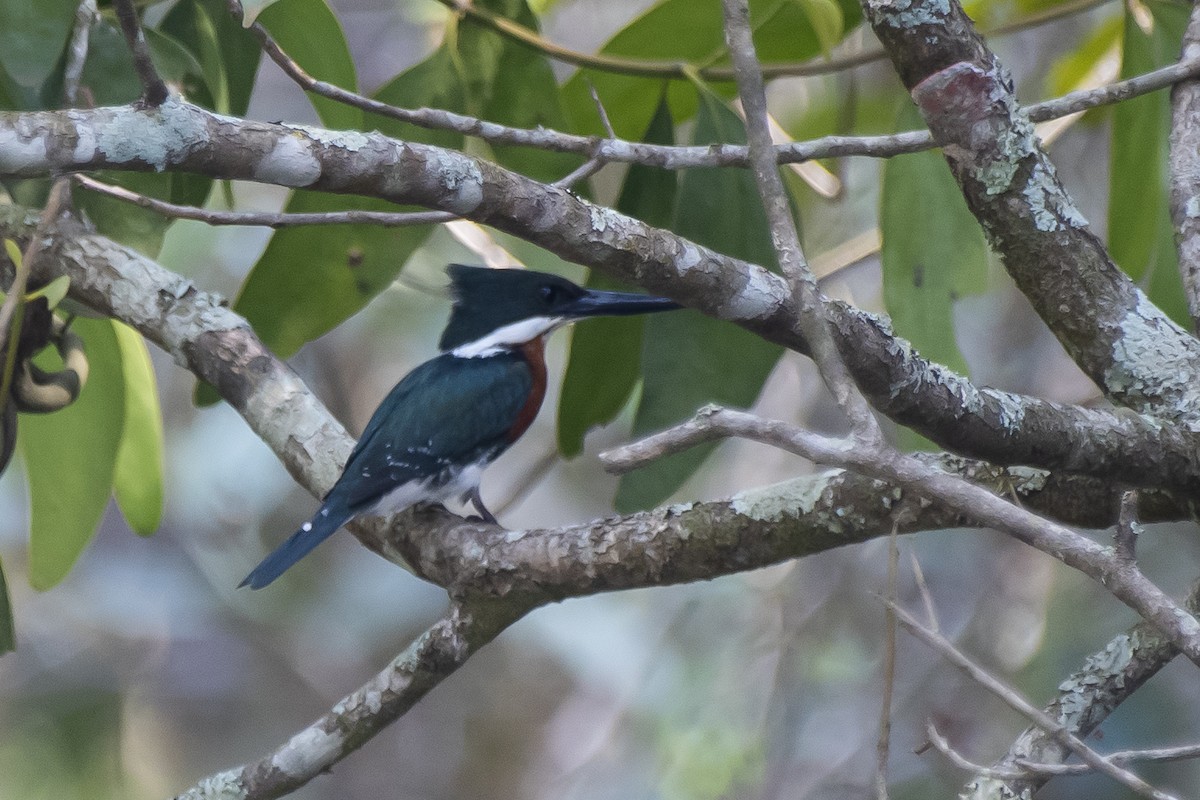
[{"x1": 3, "y1": 0, "x2": 1200, "y2": 798}]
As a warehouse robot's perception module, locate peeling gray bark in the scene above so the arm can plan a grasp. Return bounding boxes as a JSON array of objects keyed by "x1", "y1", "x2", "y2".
[{"x1": 864, "y1": 0, "x2": 1200, "y2": 421}]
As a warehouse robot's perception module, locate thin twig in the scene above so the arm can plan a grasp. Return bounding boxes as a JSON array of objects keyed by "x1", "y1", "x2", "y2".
[
  {"x1": 73, "y1": 175, "x2": 455, "y2": 228},
  {"x1": 113, "y1": 0, "x2": 168, "y2": 105},
  {"x1": 925, "y1": 721, "x2": 1028, "y2": 779},
  {"x1": 965, "y1": 586, "x2": 1200, "y2": 799},
  {"x1": 587, "y1": 82, "x2": 617, "y2": 140},
  {"x1": 230, "y1": 0, "x2": 1200, "y2": 171},
  {"x1": 875, "y1": 521, "x2": 900, "y2": 800},
  {"x1": 721, "y1": 0, "x2": 880, "y2": 438},
  {"x1": 174, "y1": 600, "x2": 528, "y2": 799},
  {"x1": 1115, "y1": 489, "x2": 1140, "y2": 562},
  {"x1": 890, "y1": 601, "x2": 1178, "y2": 800},
  {"x1": 1016, "y1": 742, "x2": 1200, "y2": 775},
  {"x1": 548, "y1": 87, "x2": 613, "y2": 190},
  {"x1": 491, "y1": 446, "x2": 560, "y2": 516},
  {"x1": 908, "y1": 550, "x2": 939, "y2": 633},
  {"x1": 63, "y1": 0, "x2": 98, "y2": 107},
  {"x1": 76, "y1": 166, "x2": 601, "y2": 225},
  {"x1": 550, "y1": 155, "x2": 607, "y2": 189}
]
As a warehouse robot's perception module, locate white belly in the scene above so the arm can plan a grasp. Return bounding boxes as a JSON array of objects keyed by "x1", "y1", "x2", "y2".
[{"x1": 367, "y1": 461, "x2": 487, "y2": 516}]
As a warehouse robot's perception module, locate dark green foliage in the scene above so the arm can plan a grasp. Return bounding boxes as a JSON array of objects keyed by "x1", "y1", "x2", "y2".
[
  {"x1": 558, "y1": 95, "x2": 677, "y2": 457},
  {"x1": 616, "y1": 90, "x2": 784, "y2": 512}
]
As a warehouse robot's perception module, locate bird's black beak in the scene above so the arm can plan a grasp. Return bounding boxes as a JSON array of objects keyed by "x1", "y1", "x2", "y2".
[{"x1": 558, "y1": 288, "x2": 681, "y2": 318}]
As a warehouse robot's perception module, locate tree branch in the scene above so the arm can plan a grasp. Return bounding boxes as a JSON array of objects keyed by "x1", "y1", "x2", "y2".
[
  {"x1": 434, "y1": 0, "x2": 1112, "y2": 82},
  {"x1": 722, "y1": 0, "x2": 880, "y2": 436},
  {"x1": 1171, "y1": 2, "x2": 1200, "y2": 332},
  {"x1": 63, "y1": 0, "x2": 98, "y2": 108},
  {"x1": 864, "y1": 0, "x2": 1200, "y2": 419},
  {"x1": 602, "y1": 405, "x2": 1200, "y2": 668},
  {"x1": 4, "y1": 205, "x2": 1172, "y2": 585},
  {"x1": 229, "y1": 0, "x2": 1200, "y2": 172},
  {"x1": 4, "y1": 104, "x2": 1200, "y2": 496},
  {"x1": 113, "y1": 0, "x2": 168, "y2": 106},
  {"x1": 2, "y1": 208, "x2": 1193, "y2": 796},
  {"x1": 964, "y1": 585, "x2": 1198, "y2": 798},
  {"x1": 73, "y1": 174, "x2": 456, "y2": 228}
]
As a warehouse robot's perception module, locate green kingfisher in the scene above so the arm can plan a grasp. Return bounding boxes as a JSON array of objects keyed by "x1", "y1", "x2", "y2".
[{"x1": 240, "y1": 264, "x2": 680, "y2": 589}]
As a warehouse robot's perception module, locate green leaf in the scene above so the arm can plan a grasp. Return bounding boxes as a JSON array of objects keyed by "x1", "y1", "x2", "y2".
[
  {"x1": 1046, "y1": 14, "x2": 1122, "y2": 100},
  {"x1": 0, "y1": 0, "x2": 77, "y2": 89},
  {"x1": 0, "y1": 274, "x2": 69, "y2": 309},
  {"x1": 368, "y1": 47, "x2": 466, "y2": 150},
  {"x1": 0, "y1": 71, "x2": 16, "y2": 109},
  {"x1": 880, "y1": 103, "x2": 988, "y2": 377},
  {"x1": 1108, "y1": 0, "x2": 1190, "y2": 324},
  {"x1": 27, "y1": 275, "x2": 69, "y2": 310},
  {"x1": 1016, "y1": 0, "x2": 1094, "y2": 16},
  {"x1": 112, "y1": 323, "x2": 163, "y2": 536},
  {"x1": 233, "y1": 45, "x2": 469, "y2": 359},
  {"x1": 753, "y1": 0, "x2": 860, "y2": 62},
  {"x1": 80, "y1": 21, "x2": 208, "y2": 107},
  {"x1": 76, "y1": 171, "x2": 178, "y2": 256},
  {"x1": 241, "y1": 0, "x2": 285, "y2": 26},
  {"x1": 794, "y1": 0, "x2": 844, "y2": 57},
  {"x1": 161, "y1": 0, "x2": 263, "y2": 116},
  {"x1": 79, "y1": 21, "x2": 142, "y2": 105},
  {"x1": 560, "y1": 0, "x2": 862, "y2": 138},
  {"x1": 0, "y1": 557, "x2": 13, "y2": 655},
  {"x1": 559, "y1": 96, "x2": 677, "y2": 456},
  {"x1": 456, "y1": 0, "x2": 581, "y2": 182},
  {"x1": 234, "y1": 193, "x2": 433, "y2": 358},
  {"x1": 258, "y1": 0, "x2": 360, "y2": 130},
  {"x1": 76, "y1": 22, "x2": 213, "y2": 254},
  {"x1": 21, "y1": 318, "x2": 125, "y2": 590},
  {"x1": 616, "y1": 90, "x2": 783, "y2": 512},
  {"x1": 3, "y1": 238, "x2": 20, "y2": 267}
]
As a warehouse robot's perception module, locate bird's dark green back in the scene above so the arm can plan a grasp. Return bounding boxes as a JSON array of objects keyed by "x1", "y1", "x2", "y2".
[{"x1": 331, "y1": 352, "x2": 534, "y2": 513}]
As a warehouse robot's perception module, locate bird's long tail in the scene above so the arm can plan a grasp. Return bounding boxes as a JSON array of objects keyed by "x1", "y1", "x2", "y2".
[{"x1": 239, "y1": 506, "x2": 350, "y2": 589}]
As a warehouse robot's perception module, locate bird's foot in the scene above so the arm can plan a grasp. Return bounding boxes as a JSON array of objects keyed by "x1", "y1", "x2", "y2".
[{"x1": 466, "y1": 487, "x2": 500, "y2": 525}]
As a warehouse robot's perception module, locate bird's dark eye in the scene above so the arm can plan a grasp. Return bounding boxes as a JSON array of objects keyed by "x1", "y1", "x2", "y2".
[{"x1": 539, "y1": 284, "x2": 560, "y2": 304}]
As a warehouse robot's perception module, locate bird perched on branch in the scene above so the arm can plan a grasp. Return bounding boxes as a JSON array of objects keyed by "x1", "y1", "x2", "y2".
[{"x1": 241, "y1": 264, "x2": 680, "y2": 589}]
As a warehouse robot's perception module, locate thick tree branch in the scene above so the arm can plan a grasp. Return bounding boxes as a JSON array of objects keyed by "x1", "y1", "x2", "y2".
[
  {"x1": 4, "y1": 104, "x2": 1200, "y2": 496},
  {"x1": 864, "y1": 0, "x2": 1200, "y2": 419},
  {"x1": 1171, "y1": 3, "x2": 1200, "y2": 332},
  {"x1": 6, "y1": 205, "x2": 1181, "y2": 589}
]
